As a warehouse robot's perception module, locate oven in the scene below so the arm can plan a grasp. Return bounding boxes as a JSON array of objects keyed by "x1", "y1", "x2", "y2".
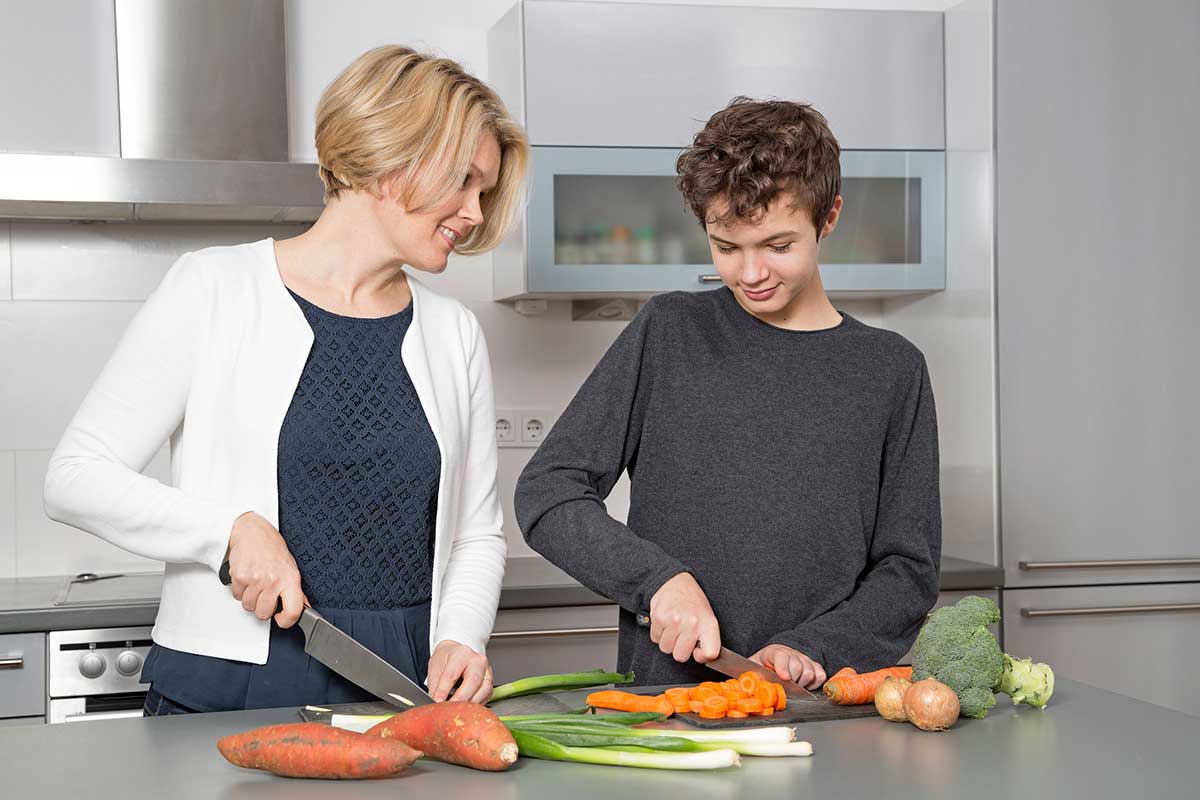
[{"x1": 47, "y1": 626, "x2": 152, "y2": 723}]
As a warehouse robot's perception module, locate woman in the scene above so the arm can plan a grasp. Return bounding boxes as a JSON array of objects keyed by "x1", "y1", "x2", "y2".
[{"x1": 43, "y1": 46, "x2": 528, "y2": 714}]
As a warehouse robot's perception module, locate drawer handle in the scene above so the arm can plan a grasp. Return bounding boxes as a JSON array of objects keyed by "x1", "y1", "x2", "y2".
[
  {"x1": 490, "y1": 626, "x2": 619, "y2": 640},
  {"x1": 698, "y1": 275, "x2": 723, "y2": 283},
  {"x1": 1018, "y1": 558, "x2": 1200, "y2": 570},
  {"x1": 0, "y1": 657, "x2": 24, "y2": 670},
  {"x1": 1021, "y1": 603, "x2": 1200, "y2": 618}
]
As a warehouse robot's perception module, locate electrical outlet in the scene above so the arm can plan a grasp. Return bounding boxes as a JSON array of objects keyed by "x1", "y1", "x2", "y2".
[
  {"x1": 520, "y1": 411, "x2": 552, "y2": 445},
  {"x1": 495, "y1": 409, "x2": 517, "y2": 444}
]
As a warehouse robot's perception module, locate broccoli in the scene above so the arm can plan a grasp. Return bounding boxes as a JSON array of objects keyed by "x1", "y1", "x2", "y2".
[{"x1": 911, "y1": 595, "x2": 1055, "y2": 718}]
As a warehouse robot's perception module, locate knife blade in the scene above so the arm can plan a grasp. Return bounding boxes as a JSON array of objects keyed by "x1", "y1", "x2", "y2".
[
  {"x1": 219, "y1": 561, "x2": 433, "y2": 708},
  {"x1": 636, "y1": 611, "x2": 818, "y2": 700}
]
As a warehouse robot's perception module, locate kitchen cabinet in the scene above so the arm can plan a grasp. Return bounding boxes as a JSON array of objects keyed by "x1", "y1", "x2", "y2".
[
  {"x1": 494, "y1": 147, "x2": 944, "y2": 300},
  {"x1": 490, "y1": 1, "x2": 944, "y2": 150},
  {"x1": 487, "y1": 605, "x2": 618, "y2": 685},
  {"x1": 0, "y1": 1, "x2": 120, "y2": 156},
  {"x1": 0, "y1": 633, "x2": 45, "y2": 721},
  {"x1": 1003, "y1": 583, "x2": 1200, "y2": 716}
]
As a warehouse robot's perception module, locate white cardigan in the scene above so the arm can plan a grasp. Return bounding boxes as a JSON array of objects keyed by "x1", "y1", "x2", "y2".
[{"x1": 44, "y1": 239, "x2": 506, "y2": 664}]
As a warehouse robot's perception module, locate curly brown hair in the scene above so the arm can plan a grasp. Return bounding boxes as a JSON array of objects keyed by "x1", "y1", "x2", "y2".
[{"x1": 676, "y1": 97, "x2": 841, "y2": 239}]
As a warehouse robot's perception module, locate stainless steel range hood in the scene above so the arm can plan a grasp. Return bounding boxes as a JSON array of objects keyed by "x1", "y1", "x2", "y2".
[{"x1": 0, "y1": 0, "x2": 324, "y2": 223}]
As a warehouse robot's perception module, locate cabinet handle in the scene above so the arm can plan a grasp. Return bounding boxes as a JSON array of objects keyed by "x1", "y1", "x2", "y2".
[
  {"x1": 490, "y1": 626, "x2": 619, "y2": 640},
  {"x1": 1018, "y1": 558, "x2": 1200, "y2": 570},
  {"x1": 0, "y1": 657, "x2": 24, "y2": 670},
  {"x1": 1021, "y1": 603, "x2": 1200, "y2": 618},
  {"x1": 698, "y1": 275, "x2": 723, "y2": 283}
]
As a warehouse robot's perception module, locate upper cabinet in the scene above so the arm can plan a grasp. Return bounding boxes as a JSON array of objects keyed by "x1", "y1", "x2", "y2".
[
  {"x1": 489, "y1": 1, "x2": 947, "y2": 300},
  {"x1": 491, "y1": 0, "x2": 945, "y2": 151},
  {"x1": 0, "y1": 1, "x2": 121, "y2": 156}
]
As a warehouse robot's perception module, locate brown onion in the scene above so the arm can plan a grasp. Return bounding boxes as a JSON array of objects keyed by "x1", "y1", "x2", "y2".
[
  {"x1": 874, "y1": 676, "x2": 913, "y2": 722},
  {"x1": 902, "y1": 679, "x2": 960, "y2": 731}
]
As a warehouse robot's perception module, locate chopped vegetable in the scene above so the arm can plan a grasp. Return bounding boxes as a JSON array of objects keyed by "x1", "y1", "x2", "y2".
[
  {"x1": 367, "y1": 702, "x2": 518, "y2": 771},
  {"x1": 631, "y1": 672, "x2": 790, "y2": 719},
  {"x1": 903, "y1": 678, "x2": 960, "y2": 731},
  {"x1": 912, "y1": 595, "x2": 1055, "y2": 718},
  {"x1": 217, "y1": 722, "x2": 421, "y2": 779},
  {"x1": 510, "y1": 729, "x2": 741, "y2": 770},
  {"x1": 489, "y1": 669, "x2": 634, "y2": 702},
  {"x1": 822, "y1": 666, "x2": 913, "y2": 705}
]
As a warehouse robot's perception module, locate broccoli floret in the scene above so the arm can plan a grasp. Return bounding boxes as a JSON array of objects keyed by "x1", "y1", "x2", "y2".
[{"x1": 911, "y1": 595, "x2": 1055, "y2": 718}]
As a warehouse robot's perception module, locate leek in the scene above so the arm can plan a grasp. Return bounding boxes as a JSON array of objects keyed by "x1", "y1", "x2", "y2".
[
  {"x1": 510, "y1": 729, "x2": 740, "y2": 770},
  {"x1": 489, "y1": 669, "x2": 635, "y2": 702}
]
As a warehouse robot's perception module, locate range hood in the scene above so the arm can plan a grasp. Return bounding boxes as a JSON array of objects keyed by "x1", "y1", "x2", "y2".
[{"x1": 0, "y1": 0, "x2": 324, "y2": 223}]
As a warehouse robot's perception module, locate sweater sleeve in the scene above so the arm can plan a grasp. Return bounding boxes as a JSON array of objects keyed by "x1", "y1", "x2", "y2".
[
  {"x1": 432, "y1": 312, "x2": 508, "y2": 655},
  {"x1": 43, "y1": 253, "x2": 251, "y2": 572},
  {"x1": 767, "y1": 355, "x2": 942, "y2": 672},
  {"x1": 514, "y1": 299, "x2": 689, "y2": 615}
]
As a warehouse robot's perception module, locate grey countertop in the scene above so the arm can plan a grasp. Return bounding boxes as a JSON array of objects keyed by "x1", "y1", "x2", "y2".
[
  {"x1": 3, "y1": 678, "x2": 1197, "y2": 798},
  {"x1": 0, "y1": 555, "x2": 1003, "y2": 635}
]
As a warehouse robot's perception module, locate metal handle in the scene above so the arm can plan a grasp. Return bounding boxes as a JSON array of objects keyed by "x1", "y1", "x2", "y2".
[
  {"x1": 1019, "y1": 558, "x2": 1200, "y2": 570},
  {"x1": 64, "y1": 709, "x2": 146, "y2": 723},
  {"x1": 698, "y1": 275, "x2": 723, "y2": 283},
  {"x1": 0, "y1": 657, "x2": 24, "y2": 670},
  {"x1": 1021, "y1": 603, "x2": 1200, "y2": 618},
  {"x1": 490, "y1": 626, "x2": 619, "y2": 640}
]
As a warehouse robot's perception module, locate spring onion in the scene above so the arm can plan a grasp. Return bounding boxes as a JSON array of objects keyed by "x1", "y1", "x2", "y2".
[
  {"x1": 489, "y1": 669, "x2": 635, "y2": 702},
  {"x1": 510, "y1": 729, "x2": 741, "y2": 770},
  {"x1": 506, "y1": 722, "x2": 812, "y2": 757},
  {"x1": 500, "y1": 711, "x2": 665, "y2": 726}
]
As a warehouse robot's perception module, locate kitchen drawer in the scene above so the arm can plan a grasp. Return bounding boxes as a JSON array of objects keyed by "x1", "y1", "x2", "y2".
[
  {"x1": 0, "y1": 633, "x2": 46, "y2": 719},
  {"x1": 899, "y1": 590, "x2": 1000, "y2": 664},
  {"x1": 488, "y1": 605, "x2": 619, "y2": 685},
  {"x1": 1004, "y1": 584, "x2": 1200, "y2": 716}
]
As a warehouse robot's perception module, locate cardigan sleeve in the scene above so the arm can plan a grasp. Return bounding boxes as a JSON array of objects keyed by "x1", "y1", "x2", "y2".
[
  {"x1": 43, "y1": 253, "x2": 251, "y2": 572},
  {"x1": 430, "y1": 310, "x2": 507, "y2": 655}
]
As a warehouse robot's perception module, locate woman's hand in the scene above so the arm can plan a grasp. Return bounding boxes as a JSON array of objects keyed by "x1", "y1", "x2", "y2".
[
  {"x1": 426, "y1": 640, "x2": 494, "y2": 703},
  {"x1": 225, "y1": 511, "x2": 306, "y2": 628},
  {"x1": 749, "y1": 643, "x2": 827, "y2": 690},
  {"x1": 648, "y1": 572, "x2": 722, "y2": 663}
]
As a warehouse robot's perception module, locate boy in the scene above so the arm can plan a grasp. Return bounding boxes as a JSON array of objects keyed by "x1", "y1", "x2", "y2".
[{"x1": 514, "y1": 98, "x2": 941, "y2": 688}]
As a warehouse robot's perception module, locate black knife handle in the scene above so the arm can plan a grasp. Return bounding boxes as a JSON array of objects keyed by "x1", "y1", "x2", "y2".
[
  {"x1": 636, "y1": 610, "x2": 651, "y2": 628},
  {"x1": 219, "y1": 560, "x2": 284, "y2": 615}
]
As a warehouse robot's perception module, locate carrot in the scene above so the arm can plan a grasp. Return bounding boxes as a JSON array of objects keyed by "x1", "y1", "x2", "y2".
[
  {"x1": 737, "y1": 672, "x2": 760, "y2": 695},
  {"x1": 758, "y1": 707, "x2": 776, "y2": 716},
  {"x1": 217, "y1": 723, "x2": 421, "y2": 779},
  {"x1": 774, "y1": 683, "x2": 787, "y2": 711},
  {"x1": 585, "y1": 690, "x2": 674, "y2": 717},
  {"x1": 703, "y1": 696, "x2": 729, "y2": 715},
  {"x1": 755, "y1": 684, "x2": 776, "y2": 709},
  {"x1": 736, "y1": 698, "x2": 763, "y2": 714},
  {"x1": 726, "y1": 709, "x2": 749, "y2": 719},
  {"x1": 367, "y1": 702, "x2": 517, "y2": 771},
  {"x1": 665, "y1": 687, "x2": 691, "y2": 705},
  {"x1": 724, "y1": 688, "x2": 748, "y2": 702},
  {"x1": 688, "y1": 700, "x2": 705, "y2": 714},
  {"x1": 822, "y1": 666, "x2": 914, "y2": 706},
  {"x1": 693, "y1": 686, "x2": 720, "y2": 701}
]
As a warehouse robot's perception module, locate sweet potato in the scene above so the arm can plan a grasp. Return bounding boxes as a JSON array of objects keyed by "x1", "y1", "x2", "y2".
[
  {"x1": 217, "y1": 722, "x2": 421, "y2": 780},
  {"x1": 367, "y1": 702, "x2": 518, "y2": 771}
]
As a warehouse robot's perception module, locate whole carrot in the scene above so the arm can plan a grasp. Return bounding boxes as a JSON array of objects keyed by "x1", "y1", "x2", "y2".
[
  {"x1": 585, "y1": 690, "x2": 674, "y2": 717},
  {"x1": 217, "y1": 722, "x2": 422, "y2": 779},
  {"x1": 823, "y1": 666, "x2": 914, "y2": 705}
]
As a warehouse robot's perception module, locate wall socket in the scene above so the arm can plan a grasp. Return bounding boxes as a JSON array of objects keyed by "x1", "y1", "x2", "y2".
[{"x1": 496, "y1": 408, "x2": 556, "y2": 448}]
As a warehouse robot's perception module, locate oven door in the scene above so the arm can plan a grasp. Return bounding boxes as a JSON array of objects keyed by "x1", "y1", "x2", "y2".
[{"x1": 48, "y1": 692, "x2": 147, "y2": 724}]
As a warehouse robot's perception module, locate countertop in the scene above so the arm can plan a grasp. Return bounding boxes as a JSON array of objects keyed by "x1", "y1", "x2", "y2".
[
  {"x1": 0, "y1": 555, "x2": 1003, "y2": 635},
  {"x1": 3, "y1": 678, "x2": 1197, "y2": 798}
]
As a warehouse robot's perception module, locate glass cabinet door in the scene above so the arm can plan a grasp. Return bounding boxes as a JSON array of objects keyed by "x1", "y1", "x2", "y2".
[{"x1": 524, "y1": 147, "x2": 944, "y2": 295}]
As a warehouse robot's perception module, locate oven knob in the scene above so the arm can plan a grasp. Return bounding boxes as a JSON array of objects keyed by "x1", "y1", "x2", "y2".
[
  {"x1": 79, "y1": 652, "x2": 106, "y2": 679},
  {"x1": 116, "y1": 650, "x2": 143, "y2": 677}
]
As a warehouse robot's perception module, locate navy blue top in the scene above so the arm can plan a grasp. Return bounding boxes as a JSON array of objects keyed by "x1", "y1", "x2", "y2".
[{"x1": 141, "y1": 290, "x2": 442, "y2": 711}]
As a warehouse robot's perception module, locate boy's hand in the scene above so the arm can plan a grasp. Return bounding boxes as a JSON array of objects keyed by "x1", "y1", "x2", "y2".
[
  {"x1": 750, "y1": 643, "x2": 826, "y2": 690},
  {"x1": 648, "y1": 572, "x2": 721, "y2": 663}
]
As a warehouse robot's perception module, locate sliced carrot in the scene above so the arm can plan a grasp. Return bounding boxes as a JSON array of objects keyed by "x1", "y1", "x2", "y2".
[
  {"x1": 698, "y1": 708, "x2": 725, "y2": 719},
  {"x1": 693, "y1": 686, "x2": 719, "y2": 702},
  {"x1": 702, "y1": 696, "x2": 729, "y2": 715},
  {"x1": 698, "y1": 681, "x2": 724, "y2": 692},
  {"x1": 726, "y1": 709, "x2": 749, "y2": 719},
  {"x1": 688, "y1": 700, "x2": 705, "y2": 714},
  {"x1": 738, "y1": 672, "x2": 761, "y2": 695},
  {"x1": 724, "y1": 688, "x2": 748, "y2": 702},
  {"x1": 757, "y1": 707, "x2": 776, "y2": 716},
  {"x1": 774, "y1": 683, "x2": 787, "y2": 711},
  {"x1": 736, "y1": 698, "x2": 763, "y2": 714},
  {"x1": 755, "y1": 684, "x2": 775, "y2": 709},
  {"x1": 665, "y1": 687, "x2": 690, "y2": 704}
]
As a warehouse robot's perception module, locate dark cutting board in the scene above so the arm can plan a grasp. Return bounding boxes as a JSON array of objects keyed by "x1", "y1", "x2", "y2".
[
  {"x1": 298, "y1": 692, "x2": 574, "y2": 724},
  {"x1": 633, "y1": 684, "x2": 880, "y2": 728}
]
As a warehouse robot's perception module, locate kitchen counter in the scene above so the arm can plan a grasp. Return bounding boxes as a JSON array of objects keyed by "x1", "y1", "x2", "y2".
[
  {"x1": 0, "y1": 555, "x2": 1003, "y2": 634},
  {"x1": 3, "y1": 678, "x2": 1197, "y2": 797}
]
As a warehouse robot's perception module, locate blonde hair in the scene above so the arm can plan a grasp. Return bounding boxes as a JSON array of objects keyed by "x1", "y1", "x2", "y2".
[{"x1": 315, "y1": 45, "x2": 529, "y2": 256}]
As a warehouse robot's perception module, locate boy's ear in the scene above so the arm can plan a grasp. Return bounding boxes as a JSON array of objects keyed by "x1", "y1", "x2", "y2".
[{"x1": 819, "y1": 195, "x2": 844, "y2": 240}]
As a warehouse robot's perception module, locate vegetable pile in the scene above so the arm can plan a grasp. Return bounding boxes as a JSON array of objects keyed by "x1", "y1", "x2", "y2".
[
  {"x1": 911, "y1": 595, "x2": 1055, "y2": 718},
  {"x1": 587, "y1": 671, "x2": 790, "y2": 720}
]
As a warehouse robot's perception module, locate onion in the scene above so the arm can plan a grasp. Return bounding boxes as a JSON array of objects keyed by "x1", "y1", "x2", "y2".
[
  {"x1": 874, "y1": 676, "x2": 912, "y2": 722},
  {"x1": 902, "y1": 679, "x2": 960, "y2": 732}
]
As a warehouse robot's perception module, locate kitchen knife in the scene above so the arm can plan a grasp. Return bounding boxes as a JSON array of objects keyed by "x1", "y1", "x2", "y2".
[
  {"x1": 636, "y1": 611, "x2": 818, "y2": 700},
  {"x1": 219, "y1": 561, "x2": 433, "y2": 708}
]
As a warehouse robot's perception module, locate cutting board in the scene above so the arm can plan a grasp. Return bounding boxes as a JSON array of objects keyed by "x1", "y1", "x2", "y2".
[
  {"x1": 633, "y1": 684, "x2": 879, "y2": 728},
  {"x1": 298, "y1": 692, "x2": 574, "y2": 724}
]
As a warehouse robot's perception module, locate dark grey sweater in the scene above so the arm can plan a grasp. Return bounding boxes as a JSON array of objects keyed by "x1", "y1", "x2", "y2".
[{"x1": 514, "y1": 288, "x2": 941, "y2": 686}]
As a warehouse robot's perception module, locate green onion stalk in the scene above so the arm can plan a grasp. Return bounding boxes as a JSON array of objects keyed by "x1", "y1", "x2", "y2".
[{"x1": 489, "y1": 669, "x2": 635, "y2": 702}]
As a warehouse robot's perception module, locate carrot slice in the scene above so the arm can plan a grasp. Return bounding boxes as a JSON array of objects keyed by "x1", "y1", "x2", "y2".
[
  {"x1": 693, "y1": 686, "x2": 719, "y2": 701},
  {"x1": 774, "y1": 683, "x2": 787, "y2": 711},
  {"x1": 726, "y1": 709, "x2": 749, "y2": 719},
  {"x1": 755, "y1": 684, "x2": 776, "y2": 709},
  {"x1": 698, "y1": 709, "x2": 725, "y2": 719},
  {"x1": 738, "y1": 672, "x2": 760, "y2": 694},
  {"x1": 735, "y1": 698, "x2": 763, "y2": 713},
  {"x1": 702, "y1": 696, "x2": 729, "y2": 715},
  {"x1": 724, "y1": 688, "x2": 748, "y2": 702},
  {"x1": 665, "y1": 687, "x2": 690, "y2": 704},
  {"x1": 688, "y1": 700, "x2": 705, "y2": 714},
  {"x1": 757, "y1": 707, "x2": 776, "y2": 716}
]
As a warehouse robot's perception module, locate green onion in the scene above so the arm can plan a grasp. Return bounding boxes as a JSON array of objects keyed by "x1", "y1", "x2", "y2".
[
  {"x1": 501, "y1": 711, "x2": 665, "y2": 726},
  {"x1": 496, "y1": 708, "x2": 592, "y2": 722},
  {"x1": 506, "y1": 723, "x2": 812, "y2": 757},
  {"x1": 489, "y1": 669, "x2": 635, "y2": 702},
  {"x1": 510, "y1": 729, "x2": 740, "y2": 770}
]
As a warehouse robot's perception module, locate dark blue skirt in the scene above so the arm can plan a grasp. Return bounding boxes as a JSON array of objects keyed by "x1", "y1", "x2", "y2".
[{"x1": 140, "y1": 603, "x2": 431, "y2": 712}]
